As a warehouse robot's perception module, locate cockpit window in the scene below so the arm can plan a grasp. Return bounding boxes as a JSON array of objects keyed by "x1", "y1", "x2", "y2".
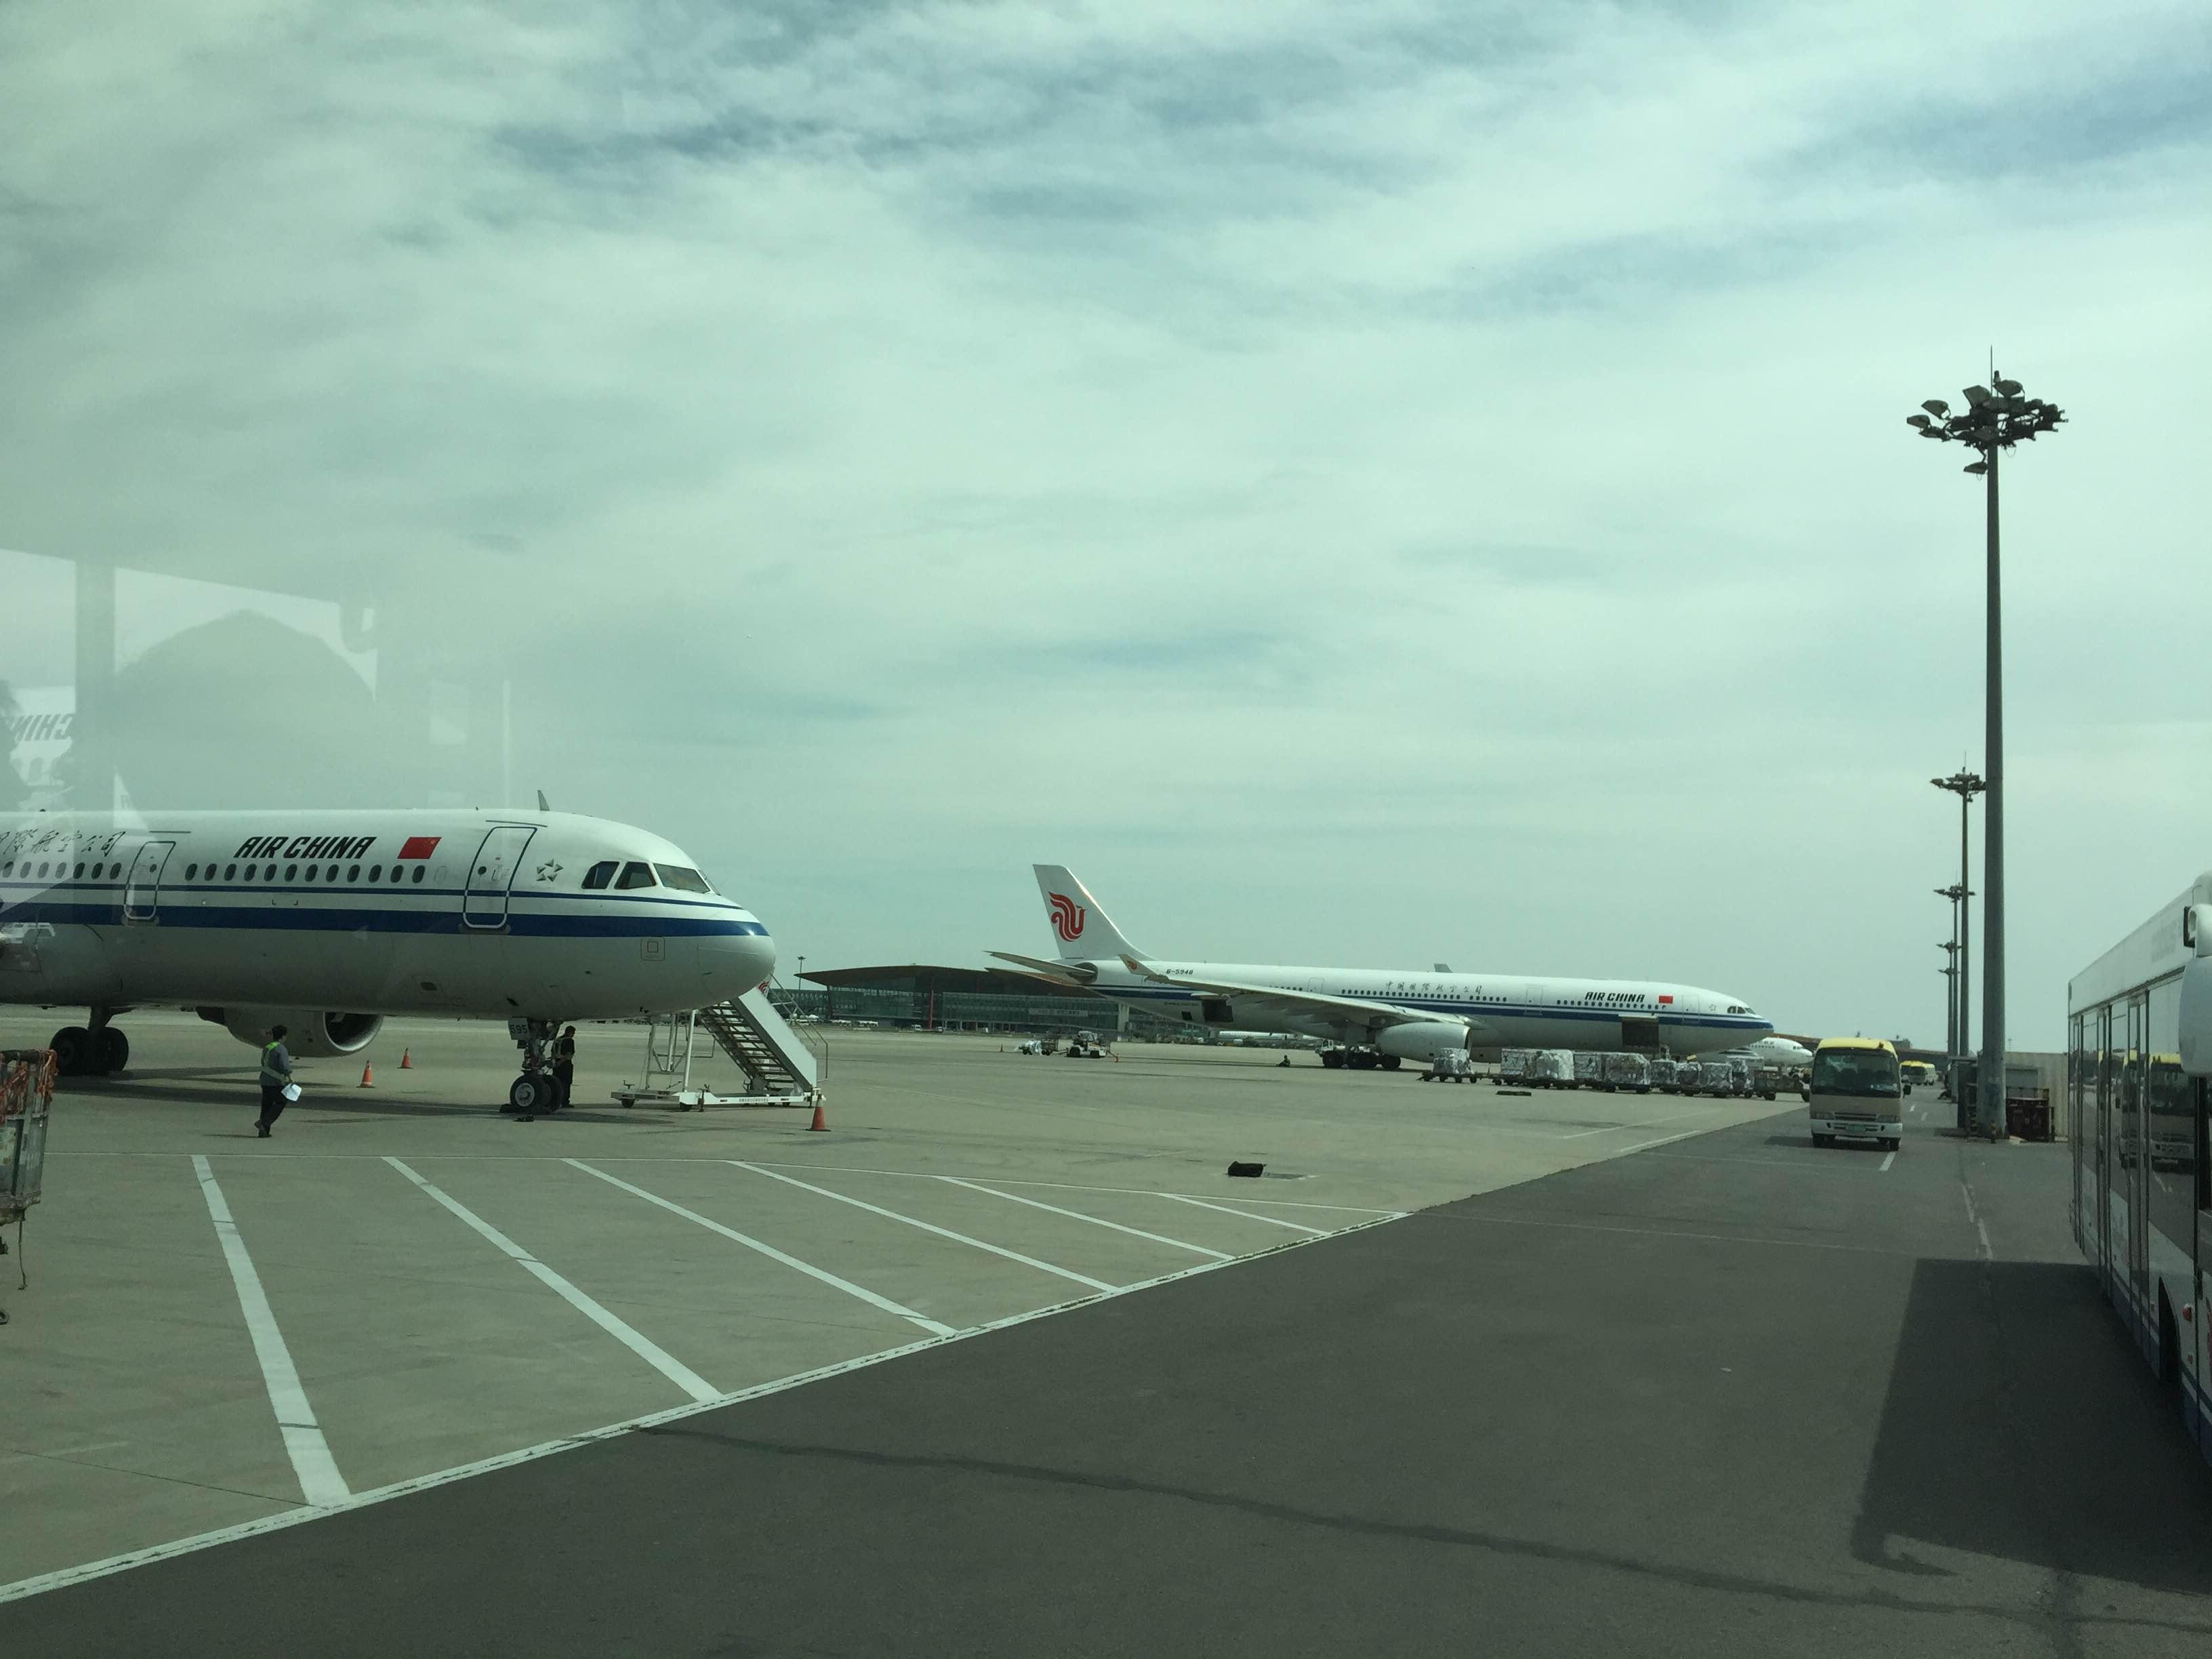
[
  {"x1": 615, "y1": 861, "x2": 658, "y2": 890},
  {"x1": 581, "y1": 861, "x2": 618, "y2": 890},
  {"x1": 654, "y1": 865, "x2": 712, "y2": 894}
]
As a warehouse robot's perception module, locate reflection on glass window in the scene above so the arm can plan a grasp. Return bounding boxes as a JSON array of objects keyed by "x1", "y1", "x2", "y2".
[
  {"x1": 654, "y1": 865, "x2": 712, "y2": 893},
  {"x1": 581, "y1": 861, "x2": 618, "y2": 890},
  {"x1": 615, "y1": 862, "x2": 657, "y2": 890}
]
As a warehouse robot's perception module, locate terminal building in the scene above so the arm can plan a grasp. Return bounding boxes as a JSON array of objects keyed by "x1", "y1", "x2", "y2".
[{"x1": 796, "y1": 965, "x2": 1188, "y2": 1038}]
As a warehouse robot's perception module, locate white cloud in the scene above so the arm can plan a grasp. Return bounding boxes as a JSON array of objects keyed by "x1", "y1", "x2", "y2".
[{"x1": 1, "y1": 0, "x2": 2207, "y2": 1042}]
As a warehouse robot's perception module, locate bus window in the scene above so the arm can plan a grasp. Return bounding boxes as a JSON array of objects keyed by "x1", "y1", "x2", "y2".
[
  {"x1": 581, "y1": 861, "x2": 618, "y2": 890},
  {"x1": 615, "y1": 862, "x2": 658, "y2": 890},
  {"x1": 653, "y1": 865, "x2": 712, "y2": 894}
]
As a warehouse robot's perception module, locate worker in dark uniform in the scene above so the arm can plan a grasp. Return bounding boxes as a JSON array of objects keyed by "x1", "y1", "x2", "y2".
[
  {"x1": 256, "y1": 1025, "x2": 294, "y2": 1136},
  {"x1": 552, "y1": 1025, "x2": 577, "y2": 1110}
]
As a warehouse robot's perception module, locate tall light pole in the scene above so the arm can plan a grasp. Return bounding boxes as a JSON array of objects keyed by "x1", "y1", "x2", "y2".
[
  {"x1": 1936, "y1": 929, "x2": 1961, "y2": 1059},
  {"x1": 1913, "y1": 377, "x2": 2063, "y2": 1137},
  {"x1": 1935, "y1": 881, "x2": 1966, "y2": 1059},
  {"x1": 1930, "y1": 772, "x2": 1983, "y2": 1111}
]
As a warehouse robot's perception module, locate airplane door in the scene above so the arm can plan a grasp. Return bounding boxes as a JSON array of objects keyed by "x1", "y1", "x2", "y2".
[
  {"x1": 462, "y1": 827, "x2": 537, "y2": 930},
  {"x1": 123, "y1": 840, "x2": 175, "y2": 923}
]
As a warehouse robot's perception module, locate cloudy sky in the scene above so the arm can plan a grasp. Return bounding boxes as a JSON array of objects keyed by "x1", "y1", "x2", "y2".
[{"x1": 3, "y1": 0, "x2": 2207, "y2": 1046}]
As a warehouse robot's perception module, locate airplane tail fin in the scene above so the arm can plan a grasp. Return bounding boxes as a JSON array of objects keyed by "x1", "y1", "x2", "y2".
[{"x1": 1033, "y1": 865, "x2": 1145, "y2": 962}]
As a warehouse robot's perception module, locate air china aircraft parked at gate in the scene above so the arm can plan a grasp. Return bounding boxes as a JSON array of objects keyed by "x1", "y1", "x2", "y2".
[
  {"x1": 994, "y1": 865, "x2": 1771, "y2": 1068},
  {"x1": 0, "y1": 811, "x2": 775, "y2": 1111}
]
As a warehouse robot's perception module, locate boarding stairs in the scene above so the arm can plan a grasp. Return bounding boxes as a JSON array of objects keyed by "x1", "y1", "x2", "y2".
[{"x1": 613, "y1": 981, "x2": 826, "y2": 1111}]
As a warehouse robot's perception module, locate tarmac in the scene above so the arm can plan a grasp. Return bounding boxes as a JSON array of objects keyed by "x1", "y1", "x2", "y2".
[{"x1": 3, "y1": 1012, "x2": 2208, "y2": 1654}]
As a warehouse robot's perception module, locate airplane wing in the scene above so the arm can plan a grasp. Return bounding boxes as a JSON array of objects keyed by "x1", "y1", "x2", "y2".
[
  {"x1": 1120, "y1": 956, "x2": 1494, "y2": 1038},
  {"x1": 987, "y1": 951, "x2": 1099, "y2": 986}
]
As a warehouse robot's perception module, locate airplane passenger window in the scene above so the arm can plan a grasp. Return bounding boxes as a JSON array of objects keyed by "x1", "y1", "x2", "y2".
[
  {"x1": 653, "y1": 865, "x2": 712, "y2": 893},
  {"x1": 243, "y1": 865, "x2": 256, "y2": 882},
  {"x1": 305, "y1": 866, "x2": 319, "y2": 882},
  {"x1": 325, "y1": 865, "x2": 339, "y2": 882},
  {"x1": 346, "y1": 865, "x2": 359, "y2": 882},
  {"x1": 615, "y1": 862, "x2": 657, "y2": 889},
  {"x1": 264, "y1": 864, "x2": 278, "y2": 880},
  {"x1": 411, "y1": 867, "x2": 426, "y2": 884},
  {"x1": 224, "y1": 864, "x2": 237, "y2": 880},
  {"x1": 186, "y1": 864, "x2": 199, "y2": 880},
  {"x1": 285, "y1": 864, "x2": 298, "y2": 881},
  {"x1": 73, "y1": 862, "x2": 85, "y2": 878},
  {"x1": 366, "y1": 865, "x2": 380, "y2": 881},
  {"x1": 390, "y1": 867, "x2": 403, "y2": 882},
  {"x1": 581, "y1": 861, "x2": 618, "y2": 890}
]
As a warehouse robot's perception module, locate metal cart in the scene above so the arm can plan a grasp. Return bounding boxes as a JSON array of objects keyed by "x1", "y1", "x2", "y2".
[{"x1": 1, "y1": 1048, "x2": 57, "y2": 1325}]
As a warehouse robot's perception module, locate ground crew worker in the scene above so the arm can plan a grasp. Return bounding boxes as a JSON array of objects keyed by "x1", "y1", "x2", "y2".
[
  {"x1": 552, "y1": 1025, "x2": 577, "y2": 1109},
  {"x1": 257, "y1": 1025, "x2": 293, "y2": 1137}
]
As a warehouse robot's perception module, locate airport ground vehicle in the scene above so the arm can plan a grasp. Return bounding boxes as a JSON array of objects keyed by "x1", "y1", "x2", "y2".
[
  {"x1": 1572, "y1": 1052, "x2": 1605, "y2": 1090},
  {"x1": 1500, "y1": 1049, "x2": 1530, "y2": 1084},
  {"x1": 1066, "y1": 1030, "x2": 1109, "y2": 1058},
  {"x1": 2069, "y1": 877, "x2": 2212, "y2": 1465},
  {"x1": 1603, "y1": 1052, "x2": 1652, "y2": 1092},
  {"x1": 1421, "y1": 1052, "x2": 1478, "y2": 1083},
  {"x1": 1807, "y1": 1038, "x2": 1902, "y2": 1149},
  {"x1": 1647, "y1": 1057, "x2": 1681, "y2": 1092},
  {"x1": 1523, "y1": 1049, "x2": 1573, "y2": 1089}
]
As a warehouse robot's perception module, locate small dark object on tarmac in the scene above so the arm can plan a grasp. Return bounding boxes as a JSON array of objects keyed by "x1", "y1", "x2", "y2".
[
  {"x1": 1498, "y1": 1088, "x2": 1532, "y2": 1097},
  {"x1": 1227, "y1": 1161, "x2": 1265, "y2": 1178}
]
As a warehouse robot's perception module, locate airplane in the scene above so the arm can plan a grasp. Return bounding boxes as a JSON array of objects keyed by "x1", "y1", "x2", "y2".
[
  {"x1": 1736, "y1": 1035, "x2": 1814, "y2": 1068},
  {"x1": 992, "y1": 865, "x2": 1773, "y2": 1069},
  {"x1": 0, "y1": 809, "x2": 775, "y2": 1111}
]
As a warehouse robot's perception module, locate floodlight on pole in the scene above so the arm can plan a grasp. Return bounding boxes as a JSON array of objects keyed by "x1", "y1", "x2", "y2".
[{"x1": 1910, "y1": 371, "x2": 2065, "y2": 1136}]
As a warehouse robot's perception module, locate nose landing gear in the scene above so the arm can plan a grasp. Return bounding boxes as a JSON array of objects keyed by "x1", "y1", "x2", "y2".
[{"x1": 504, "y1": 1017, "x2": 567, "y2": 1119}]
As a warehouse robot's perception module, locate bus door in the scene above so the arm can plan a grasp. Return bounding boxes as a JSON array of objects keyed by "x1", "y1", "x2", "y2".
[
  {"x1": 2127, "y1": 994, "x2": 2151, "y2": 1304},
  {"x1": 2096, "y1": 1008, "x2": 2116, "y2": 1290},
  {"x1": 462, "y1": 827, "x2": 537, "y2": 930},
  {"x1": 122, "y1": 840, "x2": 175, "y2": 923}
]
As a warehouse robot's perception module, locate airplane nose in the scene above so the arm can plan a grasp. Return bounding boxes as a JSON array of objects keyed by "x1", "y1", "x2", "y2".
[{"x1": 701, "y1": 926, "x2": 777, "y2": 999}]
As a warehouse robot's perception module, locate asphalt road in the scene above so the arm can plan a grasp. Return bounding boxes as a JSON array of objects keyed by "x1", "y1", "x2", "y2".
[{"x1": 15, "y1": 1115, "x2": 2211, "y2": 1657}]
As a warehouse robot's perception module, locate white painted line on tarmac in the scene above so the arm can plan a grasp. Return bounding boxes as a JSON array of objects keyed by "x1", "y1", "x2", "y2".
[
  {"x1": 566, "y1": 1160, "x2": 956, "y2": 1337},
  {"x1": 0, "y1": 1208, "x2": 1407, "y2": 1608},
  {"x1": 1154, "y1": 1193, "x2": 1330, "y2": 1235},
  {"x1": 384, "y1": 1158, "x2": 719, "y2": 1404},
  {"x1": 732, "y1": 1162, "x2": 1118, "y2": 1292},
  {"x1": 1879, "y1": 1150, "x2": 1897, "y2": 1173},
  {"x1": 937, "y1": 1176, "x2": 1233, "y2": 1261},
  {"x1": 190, "y1": 1155, "x2": 350, "y2": 1509},
  {"x1": 73, "y1": 1152, "x2": 1410, "y2": 1215},
  {"x1": 1563, "y1": 1107, "x2": 1710, "y2": 1140},
  {"x1": 1616, "y1": 1126, "x2": 1720, "y2": 1157}
]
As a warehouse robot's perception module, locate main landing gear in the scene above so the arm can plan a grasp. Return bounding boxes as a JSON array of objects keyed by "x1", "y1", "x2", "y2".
[
  {"x1": 1318, "y1": 1048, "x2": 1401, "y2": 1072},
  {"x1": 503, "y1": 1017, "x2": 566, "y2": 1119},
  {"x1": 49, "y1": 1008, "x2": 130, "y2": 1078}
]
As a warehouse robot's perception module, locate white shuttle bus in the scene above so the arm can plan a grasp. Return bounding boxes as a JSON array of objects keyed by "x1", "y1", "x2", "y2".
[{"x1": 2069, "y1": 874, "x2": 2212, "y2": 1469}]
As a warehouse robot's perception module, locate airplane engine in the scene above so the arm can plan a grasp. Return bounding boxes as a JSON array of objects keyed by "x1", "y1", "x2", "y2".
[
  {"x1": 199, "y1": 1007, "x2": 386, "y2": 1058},
  {"x1": 1374, "y1": 1022, "x2": 1473, "y2": 1062}
]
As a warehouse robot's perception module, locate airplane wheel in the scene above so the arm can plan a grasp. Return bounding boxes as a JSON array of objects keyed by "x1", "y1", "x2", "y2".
[
  {"x1": 508, "y1": 1074, "x2": 556, "y2": 1115},
  {"x1": 95, "y1": 1027, "x2": 130, "y2": 1075},
  {"x1": 49, "y1": 1026, "x2": 91, "y2": 1077}
]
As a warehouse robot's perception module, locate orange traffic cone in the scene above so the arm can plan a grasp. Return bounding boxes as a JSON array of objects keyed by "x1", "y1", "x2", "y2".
[
  {"x1": 807, "y1": 1101, "x2": 827, "y2": 1132},
  {"x1": 399, "y1": 1049, "x2": 413, "y2": 1069},
  {"x1": 359, "y1": 1060, "x2": 375, "y2": 1088}
]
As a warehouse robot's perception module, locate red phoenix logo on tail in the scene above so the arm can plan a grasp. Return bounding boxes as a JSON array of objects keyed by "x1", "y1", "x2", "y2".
[{"x1": 1047, "y1": 892, "x2": 1086, "y2": 943}]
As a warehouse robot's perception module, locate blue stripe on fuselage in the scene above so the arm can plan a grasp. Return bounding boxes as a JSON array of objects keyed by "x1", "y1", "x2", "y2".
[{"x1": 0, "y1": 896, "x2": 766, "y2": 939}]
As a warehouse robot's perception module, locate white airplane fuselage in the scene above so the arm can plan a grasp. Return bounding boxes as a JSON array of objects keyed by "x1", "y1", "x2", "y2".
[
  {"x1": 0, "y1": 810, "x2": 775, "y2": 1032},
  {"x1": 1070, "y1": 958, "x2": 1771, "y2": 1058}
]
